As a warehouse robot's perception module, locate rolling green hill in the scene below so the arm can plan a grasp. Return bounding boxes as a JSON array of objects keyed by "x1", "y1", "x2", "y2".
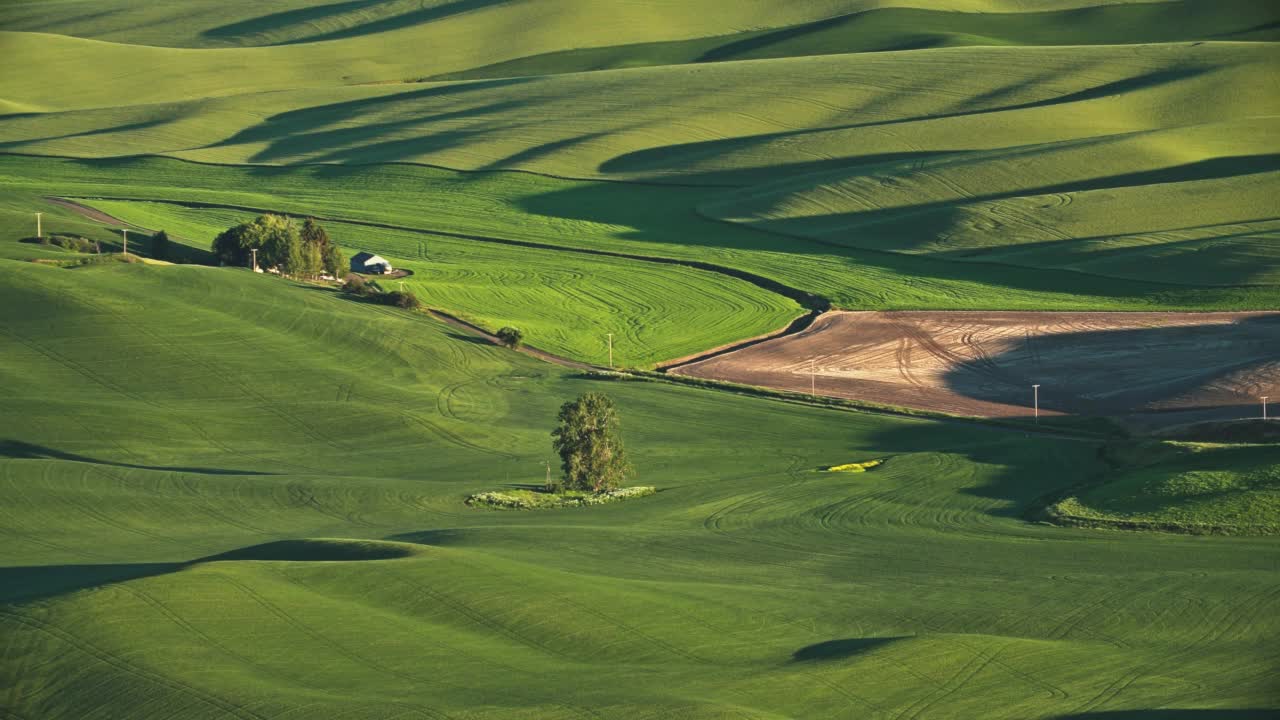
[
  {"x1": 5, "y1": 42, "x2": 1273, "y2": 176},
  {"x1": 2, "y1": 36, "x2": 1275, "y2": 316},
  {"x1": 4, "y1": 0, "x2": 1256, "y2": 49},
  {"x1": 1051, "y1": 441, "x2": 1280, "y2": 534},
  {"x1": 6, "y1": 154, "x2": 1276, "y2": 320},
  {"x1": 433, "y1": 0, "x2": 1280, "y2": 81},
  {"x1": 704, "y1": 117, "x2": 1280, "y2": 287},
  {"x1": 69, "y1": 197, "x2": 805, "y2": 367},
  {"x1": 3, "y1": 2, "x2": 1280, "y2": 716},
  {"x1": 2, "y1": 257, "x2": 1278, "y2": 718}
]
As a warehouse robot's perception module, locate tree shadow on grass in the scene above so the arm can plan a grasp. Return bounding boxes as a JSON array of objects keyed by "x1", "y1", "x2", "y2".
[
  {"x1": 0, "y1": 439, "x2": 276, "y2": 476},
  {"x1": 445, "y1": 331, "x2": 495, "y2": 345}
]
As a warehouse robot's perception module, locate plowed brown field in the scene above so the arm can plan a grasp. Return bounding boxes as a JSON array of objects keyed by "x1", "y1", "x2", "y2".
[{"x1": 673, "y1": 311, "x2": 1280, "y2": 427}]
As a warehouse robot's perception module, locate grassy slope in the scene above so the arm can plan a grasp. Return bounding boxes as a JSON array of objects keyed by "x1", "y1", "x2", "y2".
[
  {"x1": 433, "y1": 0, "x2": 1280, "y2": 81},
  {"x1": 1053, "y1": 442, "x2": 1280, "y2": 533},
  {"x1": 5, "y1": 43, "x2": 1272, "y2": 175},
  {"x1": 2, "y1": 39, "x2": 1275, "y2": 309},
  {"x1": 75, "y1": 199, "x2": 804, "y2": 367},
  {"x1": 3, "y1": 4, "x2": 1279, "y2": 717},
  {"x1": 704, "y1": 117, "x2": 1280, "y2": 287},
  {"x1": 0, "y1": 0, "x2": 1201, "y2": 48},
  {"x1": 11, "y1": 1, "x2": 1176, "y2": 108},
  {"x1": 1, "y1": 257, "x2": 1277, "y2": 718},
  {"x1": 5, "y1": 155, "x2": 1276, "y2": 314}
]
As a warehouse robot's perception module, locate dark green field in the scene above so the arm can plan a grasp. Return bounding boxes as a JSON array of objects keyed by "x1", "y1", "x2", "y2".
[{"x1": 2, "y1": 1, "x2": 1278, "y2": 717}]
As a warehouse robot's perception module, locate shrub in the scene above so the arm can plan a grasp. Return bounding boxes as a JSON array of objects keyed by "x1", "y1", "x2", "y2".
[
  {"x1": 341, "y1": 273, "x2": 369, "y2": 294},
  {"x1": 385, "y1": 290, "x2": 420, "y2": 310},
  {"x1": 25, "y1": 234, "x2": 97, "y2": 253},
  {"x1": 466, "y1": 486, "x2": 656, "y2": 510},
  {"x1": 496, "y1": 326, "x2": 524, "y2": 348}
]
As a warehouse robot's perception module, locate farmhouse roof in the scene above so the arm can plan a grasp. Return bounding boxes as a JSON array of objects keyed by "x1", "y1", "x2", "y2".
[{"x1": 351, "y1": 251, "x2": 382, "y2": 264}]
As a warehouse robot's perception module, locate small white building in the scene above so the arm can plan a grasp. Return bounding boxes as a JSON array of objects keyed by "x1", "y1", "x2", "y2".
[{"x1": 350, "y1": 252, "x2": 392, "y2": 275}]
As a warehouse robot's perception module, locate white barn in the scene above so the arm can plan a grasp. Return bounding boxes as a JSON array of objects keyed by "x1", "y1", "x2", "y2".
[{"x1": 350, "y1": 252, "x2": 392, "y2": 275}]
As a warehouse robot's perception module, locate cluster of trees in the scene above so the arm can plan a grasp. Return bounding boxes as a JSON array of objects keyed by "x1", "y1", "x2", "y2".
[
  {"x1": 212, "y1": 214, "x2": 344, "y2": 278},
  {"x1": 551, "y1": 392, "x2": 632, "y2": 492}
]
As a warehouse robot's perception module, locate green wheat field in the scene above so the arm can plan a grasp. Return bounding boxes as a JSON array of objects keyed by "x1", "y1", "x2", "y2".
[{"x1": 1, "y1": 2, "x2": 1277, "y2": 718}]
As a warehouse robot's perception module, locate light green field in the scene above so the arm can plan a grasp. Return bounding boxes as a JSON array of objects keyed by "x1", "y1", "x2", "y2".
[
  {"x1": 74, "y1": 198, "x2": 804, "y2": 367},
  {"x1": 1, "y1": 0, "x2": 1236, "y2": 49},
  {"x1": 5, "y1": 155, "x2": 1278, "y2": 318},
  {"x1": 433, "y1": 0, "x2": 1280, "y2": 81},
  {"x1": 2, "y1": 258, "x2": 1277, "y2": 718},
  {"x1": 2, "y1": 37, "x2": 1275, "y2": 313},
  {"x1": 4, "y1": 42, "x2": 1273, "y2": 177},
  {"x1": 4, "y1": 2, "x2": 1280, "y2": 717},
  {"x1": 705, "y1": 117, "x2": 1280, "y2": 287}
]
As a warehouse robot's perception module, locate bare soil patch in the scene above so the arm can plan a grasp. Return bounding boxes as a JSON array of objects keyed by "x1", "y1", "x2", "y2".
[{"x1": 673, "y1": 311, "x2": 1280, "y2": 428}]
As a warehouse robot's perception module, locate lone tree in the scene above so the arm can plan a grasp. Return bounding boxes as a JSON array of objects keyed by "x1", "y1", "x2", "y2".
[
  {"x1": 551, "y1": 392, "x2": 632, "y2": 492},
  {"x1": 496, "y1": 326, "x2": 524, "y2": 349}
]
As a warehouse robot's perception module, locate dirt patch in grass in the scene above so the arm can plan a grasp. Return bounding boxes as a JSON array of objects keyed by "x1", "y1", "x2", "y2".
[{"x1": 673, "y1": 311, "x2": 1280, "y2": 430}]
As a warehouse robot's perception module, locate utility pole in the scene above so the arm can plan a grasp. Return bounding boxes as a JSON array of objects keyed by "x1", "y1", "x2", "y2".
[
  {"x1": 122, "y1": 229, "x2": 128, "y2": 256},
  {"x1": 1032, "y1": 384, "x2": 1040, "y2": 424},
  {"x1": 544, "y1": 459, "x2": 552, "y2": 490},
  {"x1": 810, "y1": 358, "x2": 816, "y2": 399},
  {"x1": 1263, "y1": 396, "x2": 1270, "y2": 421},
  {"x1": 607, "y1": 333, "x2": 614, "y2": 369},
  {"x1": 35, "y1": 212, "x2": 42, "y2": 239},
  {"x1": 250, "y1": 248, "x2": 258, "y2": 273},
  {"x1": 399, "y1": 281, "x2": 406, "y2": 293}
]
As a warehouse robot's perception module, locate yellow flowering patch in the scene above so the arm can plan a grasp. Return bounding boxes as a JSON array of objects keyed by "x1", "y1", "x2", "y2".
[{"x1": 824, "y1": 459, "x2": 885, "y2": 473}]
